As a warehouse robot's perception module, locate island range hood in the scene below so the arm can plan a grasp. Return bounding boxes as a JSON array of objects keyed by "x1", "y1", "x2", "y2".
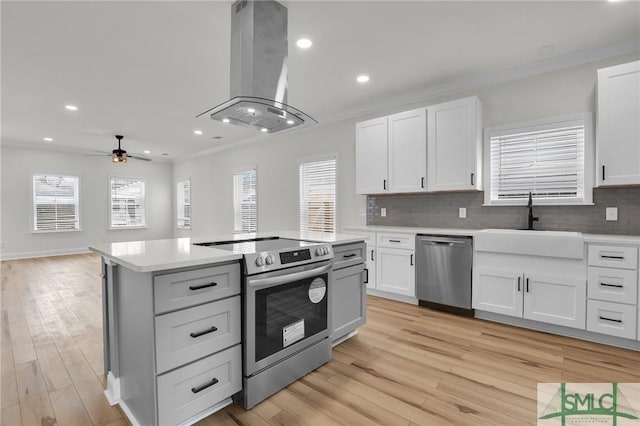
[{"x1": 197, "y1": 0, "x2": 317, "y2": 133}]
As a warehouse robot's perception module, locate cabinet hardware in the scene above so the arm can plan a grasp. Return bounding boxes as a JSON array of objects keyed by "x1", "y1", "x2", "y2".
[
  {"x1": 410, "y1": 254, "x2": 414, "y2": 266},
  {"x1": 389, "y1": 239, "x2": 401, "y2": 243},
  {"x1": 371, "y1": 250, "x2": 375, "y2": 261},
  {"x1": 421, "y1": 177, "x2": 425, "y2": 188},
  {"x1": 191, "y1": 377, "x2": 219, "y2": 394},
  {"x1": 190, "y1": 326, "x2": 218, "y2": 338},
  {"x1": 600, "y1": 255, "x2": 624, "y2": 260},
  {"x1": 364, "y1": 268, "x2": 369, "y2": 284},
  {"x1": 599, "y1": 316, "x2": 622, "y2": 323},
  {"x1": 471, "y1": 173, "x2": 474, "y2": 186},
  {"x1": 602, "y1": 165, "x2": 606, "y2": 181},
  {"x1": 517, "y1": 276, "x2": 521, "y2": 292},
  {"x1": 600, "y1": 282, "x2": 624, "y2": 288},
  {"x1": 383, "y1": 179, "x2": 387, "y2": 190},
  {"x1": 189, "y1": 282, "x2": 218, "y2": 291},
  {"x1": 525, "y1": 277, "x2": 529, "y2": 293},
  {"x1": 342, "y1": 253, "x2": 357, "y2": 259}
]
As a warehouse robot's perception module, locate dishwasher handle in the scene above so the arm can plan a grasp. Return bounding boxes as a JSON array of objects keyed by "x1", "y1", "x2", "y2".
[{"x1": 418, "y1": 236, "x2": 471, "y2": 247}]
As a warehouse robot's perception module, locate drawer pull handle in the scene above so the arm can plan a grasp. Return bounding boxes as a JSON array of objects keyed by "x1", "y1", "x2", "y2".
[
  {"x1": 364, "y1": 268, "x2": 369, "y2": 284},
  {"x1": 599, "y1": 316, "x2": 622, "y2": 323},
  {"x1": 410, "y1": 254, "x2": 414, "y2": 266},
  {"x1": 342, "y1": 253, "x2": 357, "y2": 259},
  {"x1": 600, "y1": 283, "x2": 624, "y2": 288},
  {"x1": 526, "y1": 277, "x2": 530, "y2": 293},
  {"x1": 389, "y1": 239, "x2": 401, "y2": 243},
  {"x1": 600, "y1": 255, "x2": 624, "y2": 260},
  {"x1": 371, "y1": 250, "x2": 375, "y2": 261},
  {"x1": 189, "y1": 282, "x2": 218, "y2": 291},
  {"x1": 191, "y1": 377, "x2": 219, "y2": 394},
  {"x1": 517, "y1": 276, "x2": 521, "y2": 292},
  {"x1": 190, "y1": 326, "x2": 218, "y2": 338}
]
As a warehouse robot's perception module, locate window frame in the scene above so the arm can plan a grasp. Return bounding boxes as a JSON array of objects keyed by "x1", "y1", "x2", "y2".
[
  {"x1": 176, "y1": 178, "x2": 191, "y2": 229},
  {"x1": 299, "y1": 155, "x2": 338, "y2": 234},
  {"x1": 484, "y1": 112, "x2": 594, "y2": 206},
  {"x1": 108, "y1": 176, "x2": 147, "y2": 230},
  {"x1": 232, "y1": 167, "x2": 258, "y2": 234},
  {"x1": 31, "y1": 173, "x2": 81, "y2": 233}
]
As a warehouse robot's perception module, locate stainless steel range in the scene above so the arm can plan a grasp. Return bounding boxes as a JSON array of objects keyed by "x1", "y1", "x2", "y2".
[{"x1": 197, "y1": 237, "x2": 333, "y2": 408}]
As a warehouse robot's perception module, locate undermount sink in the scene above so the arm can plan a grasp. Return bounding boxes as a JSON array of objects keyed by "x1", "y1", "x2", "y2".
[{"x1": 475, "y1": 229, "x2": 584, "y2": 259}]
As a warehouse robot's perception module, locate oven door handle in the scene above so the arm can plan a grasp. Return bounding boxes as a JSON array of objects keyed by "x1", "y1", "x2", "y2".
[{"x1": 247, "y1": 263, "x2": 332, "y2": 289}]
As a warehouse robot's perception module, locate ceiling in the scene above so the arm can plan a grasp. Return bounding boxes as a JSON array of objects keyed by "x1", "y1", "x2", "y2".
[{"x1": 2, "y1": 1, "x2": 639, "y2": 162}]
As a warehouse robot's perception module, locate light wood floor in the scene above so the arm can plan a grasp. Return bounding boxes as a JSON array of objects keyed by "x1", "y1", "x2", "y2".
[{"x1": 2, "y1": 254, "x2": 639, "y2": 426}]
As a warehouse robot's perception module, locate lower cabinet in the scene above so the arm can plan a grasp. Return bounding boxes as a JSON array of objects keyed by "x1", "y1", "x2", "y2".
[
  {"x1": 376, "y1": 247, "x2": 415, "y2": 297},
  {"x1": 331, "y1": 263, "x2": 367, "y2": 342}
]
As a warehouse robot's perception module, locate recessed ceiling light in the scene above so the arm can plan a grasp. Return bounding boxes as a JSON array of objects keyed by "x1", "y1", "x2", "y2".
[
  {"x1": 213, "y1": 136, "x2": 223, "y2": 140},
  {"x1": 65, "y1": 105, "x2": 78, "y2": 111},
  {"x1": 43, "y1": 137, "x2": 53, "y2": 142},
  {"x1": 247, "y1": 108, "x2": 256, "y2": 114},
  {"x1": 143, "y1": 150, "x2": 151, "y2": 154},
  {"x1": 260, "y1": 128, "x2": 268, "y2": 133},
  {"x1": 296, "y1": 38, "x2": 312, "y2": 49},
  {"x1": 357, "y1": 75, "x2": 370, "y2": 83},
  {"x1": 286, "y1": 119, "x2": 294, "y2": 125},
  {"x1": 194, "y1": 130, "x2": 203, "y2": 135},
  {"x1": 222, "y1": 118, "x2": 230, "y2": 123}
]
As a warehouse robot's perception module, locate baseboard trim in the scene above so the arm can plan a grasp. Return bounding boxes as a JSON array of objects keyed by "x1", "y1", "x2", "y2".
[
  {"x1": 367, "y1": 289, "x2": 418, "y2": 305},
  {"x1": 0, "y1": 247, "x2": 91, "y2": 261}
]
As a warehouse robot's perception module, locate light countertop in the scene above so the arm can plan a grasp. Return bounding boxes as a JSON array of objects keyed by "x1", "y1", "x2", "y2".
[{"x1": 89, "y1": 231, "x2": 367, "y2": 273}]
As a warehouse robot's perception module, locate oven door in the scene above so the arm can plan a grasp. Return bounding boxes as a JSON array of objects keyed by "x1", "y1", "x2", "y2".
[{"x1": 244, "y1": 260, "x2": 332, "y2": 376}]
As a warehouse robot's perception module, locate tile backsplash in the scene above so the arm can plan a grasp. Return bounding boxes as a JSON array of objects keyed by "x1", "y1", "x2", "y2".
[{"x1": 367, "y1": 187, "x2": 640, "y2": 235}]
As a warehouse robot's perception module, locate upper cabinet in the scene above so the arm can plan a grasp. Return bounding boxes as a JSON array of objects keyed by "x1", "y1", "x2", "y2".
[
  {"x1": 355, "y1": 96, "x2": 482, "y2": 194},
  {"x1": 427, "y1": 96, "x2": 482, "y2": 192},
  {"x1": 597, "y1": 60, "x2": 640, "y2": 187}
]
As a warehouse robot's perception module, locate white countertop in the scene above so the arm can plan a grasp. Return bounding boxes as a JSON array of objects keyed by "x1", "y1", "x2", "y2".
[{"x1": 89, "y1": 231, "x2": 367, "y2": 273}]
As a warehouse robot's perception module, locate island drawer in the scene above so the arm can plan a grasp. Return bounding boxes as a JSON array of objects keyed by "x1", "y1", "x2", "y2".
[
  {"x1": 587, "y1": 267, "x2": 637, "y2": 305},
  {"x1": 154, "y1": 263, "x2": 240, "y2": 314},
  {"x1": 333, "y1": 242, "x2": 366, "y2": 270},
  {"x1": 155, "y1": 295, "x2": 241, "y2": 374},
  {"x1": 157, "y1": 344, "x2": 241, "y2": 426},
  {"x1": 586, "y1": 300, "x2": 637, "y2": 340},
  {"x1": 588, "y1": 245, "x2": 638, "y2": 270}
]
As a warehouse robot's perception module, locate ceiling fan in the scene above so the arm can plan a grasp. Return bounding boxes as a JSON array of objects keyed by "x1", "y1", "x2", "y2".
[{"x1": 101, "y1": 135, "x2": 151, "y2": 163}]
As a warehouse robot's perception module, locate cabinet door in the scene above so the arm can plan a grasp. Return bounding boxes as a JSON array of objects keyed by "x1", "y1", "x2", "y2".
[
  {"x1": 376, "y1": 248, "x2": 415, "y2": 297},
  {"x1": 366, "y1": 247, "x2": 376, "y2": 291},
  {"x1": 388, "y1": 108, "x2": 427, "y2": 193},
  {"x1": 523, "y1": 273, "x2": 586, "y2": 329},
  {"x1": 331, "y1": 264, "x2": 367, "y2": 342},
  {"x1": 597, "y1": 61, "x2": 640, "y2": 186},
  {"x1": 356, "y1": 117, "x2": 388, "y2": 194},
  {"x1": 472, "y1": 268, "x2": 523, "y2": 317},
  {"x1": 427, "y1": 97, "x2": 481, "y2": 191}
]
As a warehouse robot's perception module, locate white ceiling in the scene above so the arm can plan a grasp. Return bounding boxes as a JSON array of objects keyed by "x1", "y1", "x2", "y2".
[{"x1": 2, "y1": 1, "x2": 639, "y2": 162}]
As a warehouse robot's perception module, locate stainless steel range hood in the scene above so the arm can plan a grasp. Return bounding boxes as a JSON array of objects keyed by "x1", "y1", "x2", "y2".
[{"x1": 198, "y1": 0, "x2": 316, "y2": 133}]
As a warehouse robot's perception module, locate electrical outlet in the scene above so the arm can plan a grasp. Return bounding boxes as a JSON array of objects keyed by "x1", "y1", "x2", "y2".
[
  {"x1": 459, "y1": 208, "x2": 467, "y2": 219},
  {"x1": 381, "y1": 207, "x2": 387, "y2": 217},
  {"x1": 606, "y1": 207, "x2": 618, "y2": 221}
]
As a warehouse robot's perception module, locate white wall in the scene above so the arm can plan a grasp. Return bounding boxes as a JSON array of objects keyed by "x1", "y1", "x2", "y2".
[{"x1": 0, "y1": 146, "x2": 174, "y2": 259}]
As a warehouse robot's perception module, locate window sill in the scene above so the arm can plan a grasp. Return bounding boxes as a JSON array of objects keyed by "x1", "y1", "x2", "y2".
[
  {"x1": 483, "y1": 202, "x2": 595, "y2": 207},
  {"x1": 109, "y1": 226, "x2": 148, "y2": 230},
  {"x1": 32, "y1": 228, "x2": 82, "y2": 234}
]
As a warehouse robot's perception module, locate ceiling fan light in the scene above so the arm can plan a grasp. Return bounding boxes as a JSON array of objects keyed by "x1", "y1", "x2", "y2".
[{"x1": 112, "y1": 153, "x2": 127, "y2": 163}]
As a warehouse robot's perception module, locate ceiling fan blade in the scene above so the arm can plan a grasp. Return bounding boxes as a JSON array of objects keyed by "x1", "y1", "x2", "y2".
[{"x1": 127, "y1": 154, "x2": 153, "y2": 162}]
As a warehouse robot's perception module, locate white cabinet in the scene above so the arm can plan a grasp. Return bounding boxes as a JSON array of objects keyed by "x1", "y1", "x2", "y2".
[
  {"x1": 355, "y1": 109, "x2": 427, "y2": 194},
  {"x1": 473, "y1": 252, "x2": 586, "y2": 329},
  {"x1": 427, "y1": 96, "x2": 482, "y2": 192},
  {"x1": 597, "y1": 60, "x2": 640, "y2": 186},
  {"x1": 376, "y1": 247, "x2": 415, "y2": 297}
]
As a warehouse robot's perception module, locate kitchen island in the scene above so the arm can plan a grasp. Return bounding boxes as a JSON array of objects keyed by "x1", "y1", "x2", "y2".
[{"x1": 89, "y1": 231, "x2": 367, "y2": 426}]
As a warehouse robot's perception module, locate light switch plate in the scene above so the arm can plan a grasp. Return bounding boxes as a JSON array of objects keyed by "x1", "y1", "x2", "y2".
[
  {"x1": 381, "y1": 207, "x2": 387, "y2": 217},
  {"x1": 606, "y1": 207, "x2": 618, "y2": 221},
  {"x1": 459, "y1": 208, "x2": 467, "y2": 219}
]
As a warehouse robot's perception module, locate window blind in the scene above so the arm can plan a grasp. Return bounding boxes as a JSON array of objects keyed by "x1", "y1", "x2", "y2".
[
  {"x1": 110, "y1": 177, "x2": 145, "y2": 228},
  {"x1": 490, "y1": 124, "x2": 585, "y2": 202},
  {"x1": 233, "y1": 169, "x2": 257, "y2": 232},
  {"x1": 176, "y1": 180, "x2": 191, "y2": 228},
  {"x1": 299, "y1": 158, "x2": 336, "y2": 233},
  {"x1": 33, "y1": 174, "x2": 79, "y2": 231}
]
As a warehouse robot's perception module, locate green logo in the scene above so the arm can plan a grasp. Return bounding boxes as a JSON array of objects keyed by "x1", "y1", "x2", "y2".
[{"x1": 539, "y1": 383, "x2": 639, "y2": 426}]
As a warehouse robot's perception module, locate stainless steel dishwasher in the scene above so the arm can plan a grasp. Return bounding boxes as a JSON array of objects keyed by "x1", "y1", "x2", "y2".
[{"x1": 415, "y1": 235, "x2": 473, "y2": 315}]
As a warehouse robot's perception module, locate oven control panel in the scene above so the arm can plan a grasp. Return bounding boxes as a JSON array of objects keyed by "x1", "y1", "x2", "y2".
[
  {"x1": 245, "y1": 243, "x2": 333, "y2": 275},
  {"x1": 280, "y1": 249, "x2": 311, "y2": 264}
]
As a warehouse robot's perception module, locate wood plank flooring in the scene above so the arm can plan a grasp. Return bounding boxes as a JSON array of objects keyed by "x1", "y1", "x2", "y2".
[{"x1": 2, "y1": 254, "x2": 639, "y2": 426}]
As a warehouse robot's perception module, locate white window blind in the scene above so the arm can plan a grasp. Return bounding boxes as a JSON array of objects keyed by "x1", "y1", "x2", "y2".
[
  {"x1": 33, "y1": 174, "x2": 80, "y2": 231},
  {"x1": 176, "y1": 179, "x2": 191, "y2": 228},
  {"x1": 489, "y1": 120, "x2": 587, "y2": 204},
  {"x1": 233, "y1": 169, "x2": 257, "y2": 233},
  {"x1": 299, "y1": 158, "x2": 336, "y2": 233},
  {"x1": 110, "y1": 177, "x2": 146, "y2": 228}
]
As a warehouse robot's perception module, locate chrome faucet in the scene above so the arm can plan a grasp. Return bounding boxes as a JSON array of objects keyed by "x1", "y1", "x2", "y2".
[{"x1": 527, "y1": 192, "x2": 539, "y2": 230}]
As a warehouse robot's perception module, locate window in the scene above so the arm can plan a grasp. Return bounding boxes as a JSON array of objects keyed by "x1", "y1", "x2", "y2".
[
  {"x1": 233, "y1": 169, "x2": 257, "y2": 233},
  {"x1": 486, "y1": 114, "x2": 593, "y2": 205},
  {"x1": 32, "y1": 174, "x2": 80, "y2": 232},
  {"x1": 176, "y1": 179, "x2": 191, "y2": 229},
  {"x1": 299, "y1": 157, "x2": 336, "y2": 233},
  {"x1": 110, "y1": 177, "x2": 146, "y2": 228}
]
